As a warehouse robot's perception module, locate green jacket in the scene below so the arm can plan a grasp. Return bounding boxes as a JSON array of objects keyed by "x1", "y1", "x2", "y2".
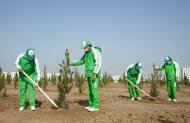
[
  {"x1": 15, "y1": 53, "x2": 40, "y2": 82},
  {"x1": 159, "y1": 60, "x2": 180, "y2": 80},
  {"x1": 72, "y1": 46, "x2": 102, "y2": 77},
  {"x1": 125, "y1": 64, "x2": 142, "y2": 84}
]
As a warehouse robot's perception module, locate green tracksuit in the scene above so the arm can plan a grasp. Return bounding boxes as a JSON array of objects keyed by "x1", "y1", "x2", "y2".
[
  {"x1": 15, "y1": 53, "x2": 40, "y2": 107},
  {"x1": 72, "y1": 46, "x2": 102, "y2": 108},
  {"x1": 159, "y1": 60, "x2": 179, "y2": 100},
  {"x1": 125, "y1": 64, "x2": 142, "y2": 99}
]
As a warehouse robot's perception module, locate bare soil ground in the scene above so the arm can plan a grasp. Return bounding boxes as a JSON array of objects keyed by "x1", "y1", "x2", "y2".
[{"x1": 0, "y1": 82, "x2": 190, "y2": 123}]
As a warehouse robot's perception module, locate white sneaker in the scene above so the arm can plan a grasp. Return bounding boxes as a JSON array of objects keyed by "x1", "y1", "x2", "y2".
[
  {"x1": 88, "y1": 107, "x2": 99, "y2": 112},
  {"x1": 85, "y1": 106, "x2": 91, "y2": 110},
  {"x1": 173, "y1": 99, "x2": 177, "y2": 102},
  {"x1": 31, "y1": 106, "x2": 36, "y2": 111},
  {"x1": 19, "y1": 107, "x2": 25, "y2": 111},
  {"x1": 168, "y1": 98, "x2": 172, "y2": 101},
  {"x1": 137, "y1": 97, "x2": 141, "y2": 101},
  {"x1": 131, "y1": 98, "x2": 134, "y2": 101}
]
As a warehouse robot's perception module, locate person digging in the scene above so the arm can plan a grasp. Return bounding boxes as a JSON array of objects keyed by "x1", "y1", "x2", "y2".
[
  {"x1": 15, "y1": 48, "x2": 40, "y2": 111},
  {"x1": 155, "y1": 56, "x2": 180, "y2": 102},
  {"x1": 70, "y1": 40, "x2": 102, "y2": 112},
  {"x1": 125, "y1": 62, "x2": 142, "y2": 101}
]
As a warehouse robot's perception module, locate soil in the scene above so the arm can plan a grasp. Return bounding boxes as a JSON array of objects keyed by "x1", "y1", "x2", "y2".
[{"x1": 0, "y1": 82, "x2": 190, "y2": 123}]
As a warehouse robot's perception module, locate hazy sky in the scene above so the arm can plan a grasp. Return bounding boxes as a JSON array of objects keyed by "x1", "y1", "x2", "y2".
[{"x1": 0, "y1": 0, "x2": 190, "y2": 76}]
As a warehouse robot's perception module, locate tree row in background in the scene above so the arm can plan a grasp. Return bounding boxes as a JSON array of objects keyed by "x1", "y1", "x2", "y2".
[
  {"x1": 0, "y1": 67, "x2": 6, "y2": 97},
  {"x1": 1, "y1": 59, "x2": 189, "y2": 102}
]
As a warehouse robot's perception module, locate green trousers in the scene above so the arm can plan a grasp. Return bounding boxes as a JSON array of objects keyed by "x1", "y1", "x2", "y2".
[
  {"x1": 128, "y1": 78, "x2": 141, "y2": 99},
  {"x1": 167, "y1": 79, "x2": 176, "y2": 100},
  {"x1": 87, "y1": 75, "x2": 100, "y2": 108},
  {"x1": 19, "y1": 74, "x2": 36, "y2": 107}
]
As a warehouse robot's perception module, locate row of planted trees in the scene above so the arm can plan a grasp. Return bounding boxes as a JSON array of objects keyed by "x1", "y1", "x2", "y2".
[
  {"x1": 4, "y1": 49, "x2": 190, "y2": 108},
  {"x1": 1, "y1": 50, "x2": 190, "y2": 108},
  {"x1": 38, "y1": 67, "x2": 114, "y2": 93},
  {"x1": 0, "y1": 67, "x2": 19, "y2": 97}
]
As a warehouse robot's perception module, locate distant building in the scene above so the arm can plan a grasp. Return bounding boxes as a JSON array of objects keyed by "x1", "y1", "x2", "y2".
[
  {"x1": 3, "y1": 72, "x2": 60, "y2": 79},
  {"x1": 112, "y1": 75, "x2": 120, "y2": 83},
  {"x1": 3, "y1": 72, "x2": 16, "y2": 79},
  {"x1": 181, "y1": 68, "x2": 190, "y2": 80}
]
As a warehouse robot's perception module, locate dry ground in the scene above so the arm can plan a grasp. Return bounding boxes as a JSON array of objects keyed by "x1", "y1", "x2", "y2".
[{"x1": 0, "y1": 82, "x2": 190, "y2": 123}]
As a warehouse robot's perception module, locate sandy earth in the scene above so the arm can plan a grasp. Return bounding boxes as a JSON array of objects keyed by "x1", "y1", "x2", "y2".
[{"x1": 0, "y1": 82, "x2": 190, "y2": 123}]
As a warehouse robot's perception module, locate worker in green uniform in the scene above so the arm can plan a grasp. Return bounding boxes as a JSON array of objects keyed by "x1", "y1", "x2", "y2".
[
  {"x1": 125, "y1": 62, "x2": 142, "y2": 101},
  {"x1": 15, "y1": 48, "x2": 40, "y2": 111},
  {"x1": 155, "y1": 56, "x2": 180, "y2": 102},
  {"x1": 70, "y1": 40, "x2": 102, "y2": 112}
]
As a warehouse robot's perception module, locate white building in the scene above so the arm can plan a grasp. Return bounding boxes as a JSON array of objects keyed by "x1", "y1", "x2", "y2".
[
  {"x1": 3, "y1": 72, "x2": 60, "y2": 79},
  {"x1": 181, "y1": 68, "x2": 190, "y2": 80},
  {"x1": 3, "y1": 72, "x2": 17, "y2": 79},
  {"x1": 112, "y1": 75, "x2": 120, "y2": 83}
]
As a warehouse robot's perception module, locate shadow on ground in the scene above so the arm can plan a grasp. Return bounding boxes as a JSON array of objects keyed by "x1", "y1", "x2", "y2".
[{"x1": 77, "y1": 100, "x2": 89, "y2": 107}]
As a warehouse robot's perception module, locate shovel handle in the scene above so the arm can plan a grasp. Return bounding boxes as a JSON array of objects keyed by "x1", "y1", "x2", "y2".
[{"x1": 22, "y1": 71, "x2": 58, "y2": 108}]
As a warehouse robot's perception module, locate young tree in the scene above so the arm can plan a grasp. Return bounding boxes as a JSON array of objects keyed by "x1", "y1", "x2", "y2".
[
  {"x1": 118, "y1": 76, "x2": 122, "y2": 83},
  {"x1": 144, "y1": 75, "x2": 151, "y2": 83},
  {"x1": 74, "y1": 68, "x2": 79, "y2": 85},
  {"x1": 13, "y1": 72, "x2": 19, "y2": 89},
  {"x1": 122, "y1": 73, "x2": 127, "y2": 84},
  {"x1": 176, "y1": 81, "x2": 180, "y2": 91},
  {"x1": 118, "y1": 73, "x2": 127, "y2": 84},
  {"x1": 38, "y1": 78, "x2": 42, "y2": 87},
  {"x1": 99, "y1": 76, "x2": 104, "y2": 87},
  {"x1": 150, "y1": 63, "x2": 160, "y2": 97},
  {"x1": 139, "y1": 75, "x2": 145, "y2": 89},
  {"x1": 6, "y1": 72, "x2": 12, "y2": 85},
  {"x1": 80, "y1": 75, "x2": 85, "y2": 92},
  {"x1": 0, "y1": 67, "x2": 6, "y2": 97},
  {"x1": 41, "y1": 65, "x2": 48, "y2": 90},
  {"x1": 102, "y1": 70, "x2": 108, "y2": 85},
  {"x1": 99, "y1": 71, "x2": 113, "y2": 87},
  {"x1": 55, "y1": 49, "x2": 73, "y2": 109},
  {"x1": 107, "y1": 74, "x2": 113, "y2": 83},
  {"x1": 51, "y1": 73, "x2": 57, "y2": 85},
  {"x1": 158, "y1": 72, "x2": 166, "y2": 87},
  {"x1": 74, "y1": 68, "x2": 85, "y2": 94},
  {"x1": 183, "y1": 74, "x2": 190, "y2": 86}
]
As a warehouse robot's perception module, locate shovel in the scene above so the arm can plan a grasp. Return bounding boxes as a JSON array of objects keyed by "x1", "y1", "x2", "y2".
[{"x1": 22, "y1": 71, "x2": 58, "y2": 108}]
